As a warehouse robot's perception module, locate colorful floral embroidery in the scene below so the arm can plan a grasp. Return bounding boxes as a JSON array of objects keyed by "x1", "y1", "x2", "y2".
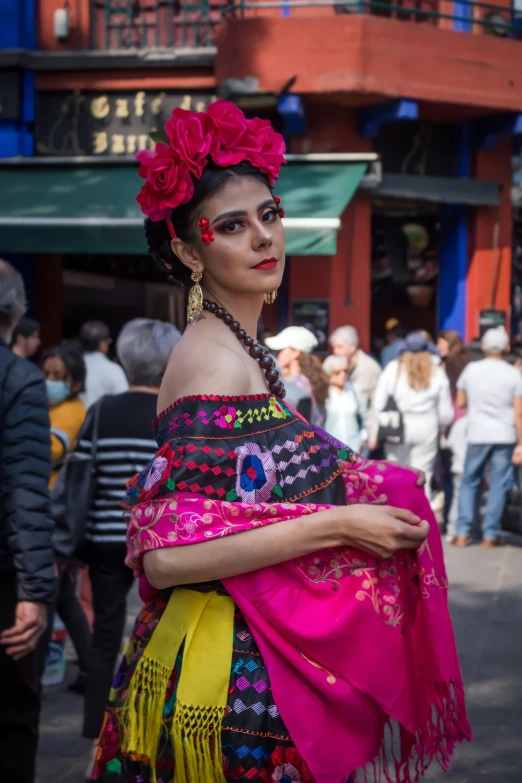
[
  {"x1": 214, "y1": 405, "x2": 238, "y2": 430},
  {"x1": 235, "y1": 442, "x2": 277, "y2": 503},
  {"x1": 143, "y1": 455, "x2": 169, "y2": 492}
]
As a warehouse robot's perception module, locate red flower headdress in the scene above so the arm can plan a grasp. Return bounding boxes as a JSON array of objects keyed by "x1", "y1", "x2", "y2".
[{"x1": 136, "y1": 100, "x2": 286, "y2": 222}]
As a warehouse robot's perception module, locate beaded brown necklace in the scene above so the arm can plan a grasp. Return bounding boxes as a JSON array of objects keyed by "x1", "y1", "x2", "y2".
[{"x1": 202, "y1": 299, "x2": 286, "y2": 399}]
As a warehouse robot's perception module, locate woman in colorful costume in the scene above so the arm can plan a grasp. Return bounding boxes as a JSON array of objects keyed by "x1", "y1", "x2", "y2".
[{"x1": 93, "y1": 101, "x2": 471, "y2": 783}]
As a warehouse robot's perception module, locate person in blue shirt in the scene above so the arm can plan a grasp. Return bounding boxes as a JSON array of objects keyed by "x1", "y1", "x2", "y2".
[{"x1": 381, "y1": 320, "x2": 407, "y2": 368}]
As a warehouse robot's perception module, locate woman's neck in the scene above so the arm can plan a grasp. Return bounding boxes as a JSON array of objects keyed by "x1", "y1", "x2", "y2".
[
  {"x1": 129, "y1": 385, "x2": 160, "y2": 394},
  {"x1": 202, "y1": 285, "x2": 264, "y2": 340}
]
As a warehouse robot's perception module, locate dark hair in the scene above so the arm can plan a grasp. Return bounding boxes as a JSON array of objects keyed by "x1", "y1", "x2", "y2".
[
  {"x1": 145, "y1": 161, "x2": 272, "y2": 286},
  {"x1": 79, "y1": 320, "x2": 111, "y2": 352},
  {"x1": 42, "y1": 345, "x2": 87, "y2": 395},
  {"x1": 11, "y1": 316, "x2": 40, "y2": 344}
]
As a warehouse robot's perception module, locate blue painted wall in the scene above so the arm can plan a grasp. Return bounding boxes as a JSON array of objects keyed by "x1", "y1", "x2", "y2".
[
  {"x1": 438, "y1": 123, "x2": 471, "y2": 336},
  {"x1": 0, "y1": 0, "x2": 35, "y2": 158}
]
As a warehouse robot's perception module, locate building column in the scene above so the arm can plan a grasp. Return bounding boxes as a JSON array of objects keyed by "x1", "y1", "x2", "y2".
[
  {"x1": 466, "y1": 137, "x2": 512, "y2": 341},
  {"x1": 329, "y1": 193, "x2": 372, "y2": 351}
]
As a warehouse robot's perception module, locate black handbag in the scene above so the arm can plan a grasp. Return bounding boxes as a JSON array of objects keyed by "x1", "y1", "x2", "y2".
[
  {"x1": 376, "y1": 368, "x2": 404, "y2": 446},
  {"x1": 51, "y1": 400, "x2": 102, "y2": 563},
  {"x1": 501, "y1": 467, "x2": 522, "y2": 536}
]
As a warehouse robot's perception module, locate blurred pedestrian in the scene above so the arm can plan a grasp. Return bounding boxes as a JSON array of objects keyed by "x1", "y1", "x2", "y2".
[
  {"x1": 437, "y1": 329, "x2": 472, "y2": 405},
  {"x1": 329, "y1": 325, "x2": 381, "y2": 445},
  {"x1": 11, "y1": 316, "x2": 41, "y2": 360},
  {"x1": 42, "y1": 345, "x2": 91, "y2": 690},
  {"x1": 323, "y1": 354, "x2": 367, "y2": 453},
  {"x1": 380, "y1": 319, "x2": 407, "y2": 368},
  {"x1": 265, "y1": 326, "x2": 327, "y2": 423},
  {"x1": 79, "y1": 321, "x2": 128, "y2": 409},
  {"x1": 0, "y1": 260, "x2": 55, "y2": 783},
  {"x1": 453, "y1": 327, "x2": 522, "y2": 547},
  {"x1": 78, "y1": 319, "x2": 181, "y2": 762},
  {"x1": 445, "y1": 415, "x2": 469, "y2": 541},
  {"x1": 371, "y1": 332, "x2": 454, "y2": 497}
]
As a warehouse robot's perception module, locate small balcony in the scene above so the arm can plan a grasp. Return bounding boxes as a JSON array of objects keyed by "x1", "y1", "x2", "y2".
[
  {"x1": 88, "y1": 0, "x2": 230, "y2": 49},
  {"x1": 224, "y1": 0, "x2": 520, "y2": 38}
]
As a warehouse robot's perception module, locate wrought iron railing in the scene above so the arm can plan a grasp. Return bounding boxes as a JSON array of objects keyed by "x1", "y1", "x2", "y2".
[
  {"x1": 89, "y1": 0, "x2": 230, "y2": 49},
  {"x1": 224, "y1": 0, "x2": 519, "y2": 36},
  {"x1": 88, "y1": 0, "x2": 520, "y2": 50}
]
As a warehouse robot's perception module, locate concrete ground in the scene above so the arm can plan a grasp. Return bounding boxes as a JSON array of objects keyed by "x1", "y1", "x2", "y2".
[{"x1": 36, "y1": 539, "x2": 522, "y2": 783}]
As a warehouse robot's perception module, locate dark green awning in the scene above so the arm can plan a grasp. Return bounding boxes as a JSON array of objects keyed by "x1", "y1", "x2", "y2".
[
  {"x1": 0, "y1": 161, "x2": 367, "y2": 256},
  {"x1": 361, "y1": 173, "x2": 501, "y2": 206}
]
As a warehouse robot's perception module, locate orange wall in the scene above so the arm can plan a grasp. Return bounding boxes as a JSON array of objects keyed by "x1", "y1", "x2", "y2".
[
  {"x1": 466, "y1": 137, "x2": 512, "y2": 341},
  {"x1": 216, "y1": 15, "x2": 522, "y2": 112}
]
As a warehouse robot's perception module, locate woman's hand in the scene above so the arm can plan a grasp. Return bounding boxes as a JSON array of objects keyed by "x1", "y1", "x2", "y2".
[{"x1": 335, "y1": 505, "x2": 430, "y2": 559}]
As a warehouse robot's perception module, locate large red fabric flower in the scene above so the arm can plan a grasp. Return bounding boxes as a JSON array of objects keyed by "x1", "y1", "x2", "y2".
[
  {"x1": 135, "y1": 100, "x2": 286, "y2": 221},
  {"x1": 165, "y1": 108, "x2": 215, "y2": 178},
  {"x1": 207, "y1": 99, "x2": 249, "y2": 166},
  {"x1": 136, "y1": 143, "x2": 194, "y2": 221}
]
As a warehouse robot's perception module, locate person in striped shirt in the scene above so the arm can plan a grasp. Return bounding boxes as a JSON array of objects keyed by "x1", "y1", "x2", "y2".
[{"x1": 76, "y1": 318, "x2": 181, "y2": 759}]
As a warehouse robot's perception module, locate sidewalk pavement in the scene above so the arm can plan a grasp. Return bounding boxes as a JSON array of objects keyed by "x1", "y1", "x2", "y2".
[{"x1": 36, "y1": 541, "x2": 522, "y2": 783}]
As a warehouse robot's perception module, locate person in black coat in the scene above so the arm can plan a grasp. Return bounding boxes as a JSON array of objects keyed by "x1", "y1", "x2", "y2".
[{"x1": 0, "y1": 260, "x2": 56, "y2": 783}]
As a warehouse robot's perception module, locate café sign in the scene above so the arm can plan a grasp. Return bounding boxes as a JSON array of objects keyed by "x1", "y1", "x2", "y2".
[{"x1": 35, "y1": 90, "x2": 215, "y2": 156}]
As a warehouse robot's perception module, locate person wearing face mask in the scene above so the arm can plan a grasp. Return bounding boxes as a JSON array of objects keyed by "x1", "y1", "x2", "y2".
[
  {"x1": 41, "y1": 345, "x2": 91, "y2": 691},
  {"x1": 42, "y1": 346, "x2": 87, "y2": 488}
]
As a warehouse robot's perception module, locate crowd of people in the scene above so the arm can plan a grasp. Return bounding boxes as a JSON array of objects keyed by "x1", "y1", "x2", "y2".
[{"x1": 0, "y1": 253, "x2": 519, "y2": 782}]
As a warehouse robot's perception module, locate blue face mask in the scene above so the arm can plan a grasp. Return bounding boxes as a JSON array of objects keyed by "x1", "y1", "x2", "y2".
[{"x1": 46, "y1": 380, "x2": 70, "y2": 406}]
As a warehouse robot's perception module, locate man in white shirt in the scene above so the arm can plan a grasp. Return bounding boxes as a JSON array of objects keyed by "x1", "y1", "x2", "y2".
[
  {"x1": 453, "y1": 327, "x2": 522, "y2": 547},
  {"x1": 329, "y1": 325, "x2": 381, "y2": 445},
  {"x1": 79, "y1": 321, "x2": 128, "y2": 409}
]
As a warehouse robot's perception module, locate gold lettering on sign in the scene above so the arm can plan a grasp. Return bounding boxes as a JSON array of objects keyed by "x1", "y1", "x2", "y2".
[
  {"x1": 151, "y1": 92, "x2": 166, "y2": 115},
  {"x1": 180, "y1": 94, "x2": 191, "y2": 110},
  {"x1": 138, "y1": 134, "x2": 150, "y2": 151},
  {"x1": 195, "y1": 100, "x2": 206, "y2": 113},
  {"x1": 134, "y1": 91, "x2": 146, "y2": 117},
  {"x1": 111, "y1": 134, "x2": 125, "y2": 154},
  {"x1": 115, "y1": 99, "x2": 129, "y2": 118},
  {"x1": 126, "y1": 134, "x2": 137, "y2": 154},
  {"x1": 90, "y1": 95, "x2": 110, "y2": 119},
  {"x1": 92, "y1": 131, "x2": 108, "y2": 154}
]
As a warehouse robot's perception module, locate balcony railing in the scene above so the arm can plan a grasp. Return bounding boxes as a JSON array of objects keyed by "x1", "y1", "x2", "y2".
[
  {"x1": 224, "y1": 0, "x2": 520, "y2": 37},
  {"x1": 87, "y1": 0, "x2": 520, "y2": 50},
  {"x1": 89, "y1": 0, "x2": 231, "y2": 49}
]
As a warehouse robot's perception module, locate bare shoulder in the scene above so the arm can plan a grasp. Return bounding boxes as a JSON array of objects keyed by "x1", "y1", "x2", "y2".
[{"x1": 157, "y1": 331, "x2": 251, "y2": 414}]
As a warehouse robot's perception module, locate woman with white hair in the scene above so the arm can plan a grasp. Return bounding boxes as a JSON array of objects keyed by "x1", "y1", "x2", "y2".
[
  {"x1": 323, "y1": 354, "x2": 367, "y2": 452},
  {"x1": 76, "y1": 318, "x2": 181, "y2": 764}
]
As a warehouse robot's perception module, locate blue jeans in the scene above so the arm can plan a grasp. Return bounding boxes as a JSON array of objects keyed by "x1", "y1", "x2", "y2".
[{"x1": 456, "y1": 443, "x2": 515, "y2": 540}]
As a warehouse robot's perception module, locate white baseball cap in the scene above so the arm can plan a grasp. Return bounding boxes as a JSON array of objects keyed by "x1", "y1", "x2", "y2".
[
  {"x1": 265, "y1": 326, "x2": 318, "y2": 353},
  {"x1": 481, "y1": 326, "x2": 509, "y2": 354}
]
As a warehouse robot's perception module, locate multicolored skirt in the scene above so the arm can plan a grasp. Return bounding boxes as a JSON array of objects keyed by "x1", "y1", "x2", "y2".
[{"x1": 93, "y1": 587, "x2": 316, "y2": 783}]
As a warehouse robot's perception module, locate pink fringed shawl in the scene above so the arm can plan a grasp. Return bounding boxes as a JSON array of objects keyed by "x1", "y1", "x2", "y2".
[{"x1": 126, "y1": 458, "x2": 471, "y2": 783}]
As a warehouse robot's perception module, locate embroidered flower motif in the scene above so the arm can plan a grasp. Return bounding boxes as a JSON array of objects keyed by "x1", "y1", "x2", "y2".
[
  {"x1": 214, "y1": 405, "x2": 237, "y2": 429},
  {"x1": 272, "y1": 763, "x2": 301, "y2": 782},
  {"x1": 235, "y1": 442, "x2": 277, "y2": 503},
  {"x1": 144, "y1": 455, "x2": 168, "y2": 492}
]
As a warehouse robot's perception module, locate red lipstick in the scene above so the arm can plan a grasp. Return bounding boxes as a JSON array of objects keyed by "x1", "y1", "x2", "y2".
[{"x1": 252, "y1": 257, "x2": 278, "y2": 271}]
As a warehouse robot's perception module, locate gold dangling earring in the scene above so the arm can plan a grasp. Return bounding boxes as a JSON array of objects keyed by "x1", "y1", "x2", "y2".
[
  {"x1": 264, "y1": 290, "x2": 278, "y2": 305},
  {"x1": 187, "y1": 270, "x2": 203, "y2": 324}
]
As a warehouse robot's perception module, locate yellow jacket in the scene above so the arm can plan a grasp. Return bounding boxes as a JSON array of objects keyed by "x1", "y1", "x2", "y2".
[{"x1": 49, "y1": 398, "x2": 87, "y2": 488}]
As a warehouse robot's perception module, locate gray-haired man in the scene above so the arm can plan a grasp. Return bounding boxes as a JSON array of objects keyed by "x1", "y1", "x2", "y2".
[{"x1": 0, "y1": 260, "x2": 55, "y2": 783}]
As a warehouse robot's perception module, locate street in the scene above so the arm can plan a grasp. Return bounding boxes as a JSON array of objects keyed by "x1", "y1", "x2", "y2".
[{"x1": 36, "y1": 540, "x2": 522, "y2": 783}]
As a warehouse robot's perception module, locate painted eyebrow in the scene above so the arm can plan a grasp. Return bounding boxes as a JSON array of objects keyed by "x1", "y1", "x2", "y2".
[{"x1": 210, "y1": 199, "x2": 277, "y2": 226}]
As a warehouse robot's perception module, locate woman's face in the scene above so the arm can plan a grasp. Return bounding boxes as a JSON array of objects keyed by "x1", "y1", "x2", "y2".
[
  {"x1": 330, "y1": 368, "x2": 348, "y2": 389},
  {"x1": 42, "y1": 356, "x2": 81, "y2": 395},
  {"x1": 277, "y1": 347, "x2": 300, "y2": 370},
  {"x1": 437, "y1": 337, "x2": 449, "y2": 358},
  {"x1": 179, "y1": 175, "x2": 285, "y2": 297}
]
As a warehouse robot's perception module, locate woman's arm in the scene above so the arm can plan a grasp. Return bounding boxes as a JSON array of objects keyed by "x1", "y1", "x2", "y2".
[{"x1": 144, "y1": 504, "x2": 430, "y2": 589}]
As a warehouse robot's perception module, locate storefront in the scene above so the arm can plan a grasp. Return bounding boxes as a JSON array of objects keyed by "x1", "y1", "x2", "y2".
[{"x1": 0, "y1": 86, "x2": 380, "y2": 344}]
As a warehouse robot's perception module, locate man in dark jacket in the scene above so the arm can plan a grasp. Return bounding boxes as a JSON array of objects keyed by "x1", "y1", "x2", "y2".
[{"x1": 0, "y1": 260, "x2": 56, "y2": 783}]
